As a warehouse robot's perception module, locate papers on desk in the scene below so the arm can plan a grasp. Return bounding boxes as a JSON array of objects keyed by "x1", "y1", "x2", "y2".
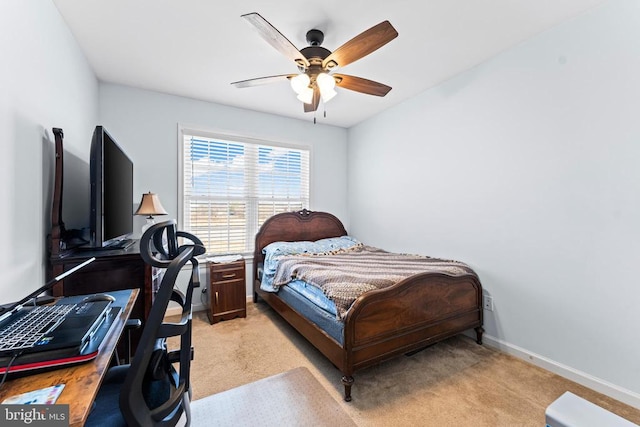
[
  {"x1": 2, "y1": 384, "x2": 65, "y2": 404},
  {"x1": 207, "y1": 255, "x2": 243, "y2": 264}
]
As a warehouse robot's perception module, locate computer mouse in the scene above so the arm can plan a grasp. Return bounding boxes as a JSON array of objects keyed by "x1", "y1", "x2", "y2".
[{"x1": 82, "y1": 293, "x2": 116, "y2": 303}]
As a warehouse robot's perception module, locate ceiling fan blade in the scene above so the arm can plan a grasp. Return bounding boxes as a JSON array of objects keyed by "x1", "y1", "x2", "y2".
[
  {"x1": 333, "y1": 74, "x2": 391, "y2": 97},
  {"x1": 231, "y1": 74, "x2": 297, "y2": 88},
  {"x1": 322, "y1": 21, "x2": 398, "y2": 70},
  {"x1": 303, "y1": 87, "x2": 320, "y2": 113},
  {"x1": 242, "y1": 13, "x2": 309, "y2": 68}
]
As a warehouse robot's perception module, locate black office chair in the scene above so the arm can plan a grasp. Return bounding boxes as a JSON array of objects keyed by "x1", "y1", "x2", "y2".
[{"x1": 86, "y1": 220, "x2": 205, "y2": 427}]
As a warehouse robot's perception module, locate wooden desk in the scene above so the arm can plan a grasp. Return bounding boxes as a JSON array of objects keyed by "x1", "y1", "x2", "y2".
[
  {"x1": 0, "y1": 289, "x2": 138, "y2": 427},
  {"x1": 50, "y1": 242, "x2": 158, "y2": 355}
]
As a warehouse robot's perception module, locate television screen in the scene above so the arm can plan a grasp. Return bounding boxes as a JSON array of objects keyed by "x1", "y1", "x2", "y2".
[{"x1": 89, "y1": 126, "x2": 134, "y2": 248}]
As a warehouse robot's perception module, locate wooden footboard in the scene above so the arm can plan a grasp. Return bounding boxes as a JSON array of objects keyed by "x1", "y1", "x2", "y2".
[
  {"x1": 347, "y1": 272, "x2": 482, "y2": 356},
  {"x1": 343, "y1": 273, "x2": 483, "y2": 387},
  {"x1": 256, "y1": 272, "x2": 483, "y2": 401},
  {"x1": 253, "y1": 210, "x2": 484, "y2": 401}
]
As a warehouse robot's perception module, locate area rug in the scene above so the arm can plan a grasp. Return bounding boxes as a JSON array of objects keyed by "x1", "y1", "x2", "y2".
[{"x1": 190, "y1": 366, "x2": 357, "y2": 427}]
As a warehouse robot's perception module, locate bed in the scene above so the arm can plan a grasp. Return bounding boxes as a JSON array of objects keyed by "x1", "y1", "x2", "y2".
[{"x1": 252, "y1": 209, "x2": 484, "y2": 401}]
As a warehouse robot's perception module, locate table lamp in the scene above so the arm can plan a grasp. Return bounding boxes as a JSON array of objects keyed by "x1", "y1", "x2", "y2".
[{"x1": 134, "y1": 192, "x2": 168, "y2": 234}]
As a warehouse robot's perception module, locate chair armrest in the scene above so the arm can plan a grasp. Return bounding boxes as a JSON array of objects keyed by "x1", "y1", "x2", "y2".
[
  {"x1": 125, "y1": 319, "x2": 142, "y2": 329},
  {"x1": 167, "y1": 347, "x2": 194, "y2": 363}
]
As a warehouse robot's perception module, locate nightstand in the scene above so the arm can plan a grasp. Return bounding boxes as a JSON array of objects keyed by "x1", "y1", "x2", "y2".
[{"x1": 207, "y1": 258, "x2": 246, "y2": 324}]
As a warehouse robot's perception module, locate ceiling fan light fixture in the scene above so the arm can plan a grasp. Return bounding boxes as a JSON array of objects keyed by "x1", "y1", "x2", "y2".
[
  {"x1": 296, "y1": 86, "x2": 314, "y2": 104},
  {"x1": 290, "y1": 73, "x2": 310, "y2": 94},
  {"x1": 317, "y1": 72, "x2": 337, "y2": 103},
  {"x1": 320, "y1": 88, "x2": 337, "y2": 103}
]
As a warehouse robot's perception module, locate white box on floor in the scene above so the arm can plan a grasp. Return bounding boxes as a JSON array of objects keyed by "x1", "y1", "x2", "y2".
[{"x1": 546, "y1": 391, "x2": 638, "y2": 427}]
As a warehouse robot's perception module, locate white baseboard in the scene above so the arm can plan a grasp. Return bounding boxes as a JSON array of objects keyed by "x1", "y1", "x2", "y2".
[
  {"x1": 481, "y1": 333, "x2": 640, "y2": 410},
  {"x1": 164, "y1": 295, "x2": 251, "y2": 317},
  {"x1": 165, "y1": 301, "x2": 207, "y2": 317}
]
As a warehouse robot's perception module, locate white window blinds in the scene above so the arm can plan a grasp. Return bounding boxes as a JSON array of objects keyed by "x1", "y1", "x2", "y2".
[{"x1": 180, "y1": 130, "x2": 310, "y2": 255}]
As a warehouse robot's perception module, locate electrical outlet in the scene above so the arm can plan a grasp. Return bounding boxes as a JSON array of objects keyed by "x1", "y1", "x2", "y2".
[{"x1": 483, "y1": 295, "x2": 493, "y2": 312}]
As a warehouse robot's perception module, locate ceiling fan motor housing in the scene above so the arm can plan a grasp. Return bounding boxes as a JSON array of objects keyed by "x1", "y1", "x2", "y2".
[
  {"x1": 300, "y1": 46, "x2": 331, "y2": 64},
  {"x1": 300, "y1": 29, "x2": 330, "y2": 70}
]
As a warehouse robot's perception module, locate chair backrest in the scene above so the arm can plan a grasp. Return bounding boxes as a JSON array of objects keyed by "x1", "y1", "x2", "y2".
[{"x1": 120, "y1": 220, "x2": 205, "y2": 426}]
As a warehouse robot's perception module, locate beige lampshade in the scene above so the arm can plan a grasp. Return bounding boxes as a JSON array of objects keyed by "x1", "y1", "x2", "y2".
[{"x1": 134, "y1": 192, "x2": 168, "y2": 218}]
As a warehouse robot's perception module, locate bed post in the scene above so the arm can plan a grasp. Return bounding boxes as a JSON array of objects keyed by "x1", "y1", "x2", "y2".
[
  {"x1": 341, "y1": 375, "x2": 354, "y2": 402},
  {"x1": 475, "y1": 326, "x2": 484, "y2": 344}
]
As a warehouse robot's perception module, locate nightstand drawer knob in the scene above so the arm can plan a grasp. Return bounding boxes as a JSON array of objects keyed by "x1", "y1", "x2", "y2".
[
  {"x1": 222, "y1": 273, "x2": 236, "y2": 279},
  {"x1": 215, "y1": 291, "x2": 219, "y2": 305}
]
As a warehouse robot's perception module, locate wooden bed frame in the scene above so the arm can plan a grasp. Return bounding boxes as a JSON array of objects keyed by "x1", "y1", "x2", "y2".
[{"x1": 252, "y1": 209, "x2": 484, "y2": 401}]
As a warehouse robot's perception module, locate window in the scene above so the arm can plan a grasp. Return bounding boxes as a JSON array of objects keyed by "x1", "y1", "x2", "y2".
[{"x1": 179, "y1": 128, "x2": 310, "y2": 255}]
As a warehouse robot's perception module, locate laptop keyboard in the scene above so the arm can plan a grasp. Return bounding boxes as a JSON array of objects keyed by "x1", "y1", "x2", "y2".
[{"x1": 0, "y1": 304, "x2": 77, "y2": 353}]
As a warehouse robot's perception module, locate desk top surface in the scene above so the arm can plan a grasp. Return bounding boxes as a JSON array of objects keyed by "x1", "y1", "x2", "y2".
[
  {"x1": 0, "y1": 289, "x2": 139, "y2": 427},
  {"x1": 50, "y1": 240, "x2": 142, "y2": 263}
]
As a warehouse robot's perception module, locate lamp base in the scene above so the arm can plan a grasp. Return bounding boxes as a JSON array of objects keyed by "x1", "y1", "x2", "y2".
[
  {"x1": 141, "y1": 217, "x2": 155, "y2": 235},
  {"x1": 141, "y1": 216, "x2": 169, "y2": 252}
]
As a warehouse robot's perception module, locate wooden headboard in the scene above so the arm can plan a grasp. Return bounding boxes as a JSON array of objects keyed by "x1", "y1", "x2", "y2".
[{"x1": 252, "y1": 209, "x2": 347, "y2": 280}]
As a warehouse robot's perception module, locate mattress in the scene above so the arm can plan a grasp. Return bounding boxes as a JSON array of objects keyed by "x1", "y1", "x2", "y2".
[
  {"x1": 258, "y1": 263, "x2": 343, "y2": 345},
  {"x1": 259, "y1": 264, "x2": 338, "y2": 316},
  {"x1": 277, "y1": 285, "x2": 344, "y2": 345},
  {"x1": 285, "y1": 280, "x2": 337, "y2": 316}
]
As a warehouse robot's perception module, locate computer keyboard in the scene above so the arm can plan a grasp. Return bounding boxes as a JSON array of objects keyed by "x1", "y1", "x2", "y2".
[{"x1": 0, "y1": 304, "x2": 76, "y2": 352}]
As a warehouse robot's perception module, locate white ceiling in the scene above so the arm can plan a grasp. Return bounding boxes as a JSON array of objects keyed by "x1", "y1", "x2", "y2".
[{"x1": 52, "y1": 0, "x2": 606, "y2": 128}]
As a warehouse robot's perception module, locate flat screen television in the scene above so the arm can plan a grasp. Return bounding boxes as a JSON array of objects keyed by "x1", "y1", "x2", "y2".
[{"x1": 89, "y1": 126, "x2": 134, "y2": 249}]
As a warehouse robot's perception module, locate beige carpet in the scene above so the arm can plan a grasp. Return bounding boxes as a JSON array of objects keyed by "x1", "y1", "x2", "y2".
[{"x1": 177, "y1": 303, "x2": 640, "y2": 426}]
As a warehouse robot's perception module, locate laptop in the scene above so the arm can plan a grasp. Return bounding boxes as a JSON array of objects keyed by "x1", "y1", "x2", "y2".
[{"x1": 0, "y1": 258, "x2": 121, "y2": 376}]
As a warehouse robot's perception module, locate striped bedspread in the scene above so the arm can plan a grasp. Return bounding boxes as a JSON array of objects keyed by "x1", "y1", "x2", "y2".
[{"x1": 272, "y1": 245, "x2": 477, "y2": 320}]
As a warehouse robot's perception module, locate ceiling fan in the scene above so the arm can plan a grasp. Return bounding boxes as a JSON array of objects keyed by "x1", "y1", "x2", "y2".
[{"x1": 231, "y1": 13, "x2": 398, "y2": 113}]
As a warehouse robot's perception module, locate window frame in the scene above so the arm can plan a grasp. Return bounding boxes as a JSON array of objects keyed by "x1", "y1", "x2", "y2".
[{"x1": 177, "y1": 124, "x2": 312, "y2": 256}]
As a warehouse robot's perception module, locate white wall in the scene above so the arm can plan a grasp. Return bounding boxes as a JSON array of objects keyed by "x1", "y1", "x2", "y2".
[
  {"x1": 348, "y1": 0, "x2": 640, "y2": 406},
  {"x1": 0, "y1": 1, "x2": 98, "y2": 303},
  {"x1": 98, "y1": 83, "x2": 348, "y2": 233},
  {"x1": 98, "y1": 83, "x2": 349, "y2": 305}
]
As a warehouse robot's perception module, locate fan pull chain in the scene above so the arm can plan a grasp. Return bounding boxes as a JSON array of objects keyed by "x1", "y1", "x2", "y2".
[{"x1": 312, "y1": 108, "x2": 327, "y2": 124}]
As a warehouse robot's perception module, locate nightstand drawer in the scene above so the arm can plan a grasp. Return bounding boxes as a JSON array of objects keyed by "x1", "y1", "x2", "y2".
[{"x1": 210, "y1": 266, "x2": 245, "y2": 283}]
